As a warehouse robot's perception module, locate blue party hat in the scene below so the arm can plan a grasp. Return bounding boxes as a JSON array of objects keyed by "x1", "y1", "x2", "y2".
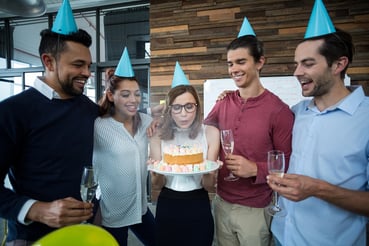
[
  {"x1": 304, "y1": 0, "x2": 336, "y2": 39},
  {"x1": 171, "y1": 62, "x2": 190, "y2": 88},
  {"x1": 51, "y1": 0, "x2": 78, "y2": 35},
  {"x1": 115, "y1": 47, "x2": 135, "y2": 77},
  {"x1": 237, "y1": 17, "x2": 256, "y2": 38}
]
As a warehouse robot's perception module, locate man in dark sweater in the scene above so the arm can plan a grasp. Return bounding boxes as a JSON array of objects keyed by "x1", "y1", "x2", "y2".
[{"x1": 0, "y1": 24, "x2": 100, "y2": 245}]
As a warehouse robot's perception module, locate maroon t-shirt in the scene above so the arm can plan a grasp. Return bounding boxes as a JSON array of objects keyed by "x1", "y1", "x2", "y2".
[{"x1": 204, "y1": 89, "x2": 294, "y2": 207}]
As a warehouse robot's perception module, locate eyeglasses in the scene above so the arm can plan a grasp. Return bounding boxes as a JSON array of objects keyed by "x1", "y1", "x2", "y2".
[{"x1": 170, "y1": 103, "x2": 197, "y2": 114}]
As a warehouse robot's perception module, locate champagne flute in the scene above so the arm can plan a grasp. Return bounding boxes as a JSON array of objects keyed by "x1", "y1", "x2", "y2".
[
  {"x1": 221, "y1": 129, "x2": 239, "y2": 181},
  {"x1": 266, "y1": 150, "x2": 286, "y2": 217},
  {"x1": 80, "y1": 166, "x2": 98, "y2": 223}
]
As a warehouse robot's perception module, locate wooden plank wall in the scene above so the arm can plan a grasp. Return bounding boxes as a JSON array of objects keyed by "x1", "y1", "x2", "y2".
[{"x1": 149, "y1": 0, "x2": 369, "y2": 103}]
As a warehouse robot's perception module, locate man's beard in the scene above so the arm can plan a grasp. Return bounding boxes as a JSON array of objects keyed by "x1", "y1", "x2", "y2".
[{"x1": 60, "y1": 81, "x2": 84, "y2": 97}]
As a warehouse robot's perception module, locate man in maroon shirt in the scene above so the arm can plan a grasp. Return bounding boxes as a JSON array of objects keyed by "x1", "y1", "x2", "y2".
[{"x1": 204, "y1": 33, "x2": 294, "y2": 246}]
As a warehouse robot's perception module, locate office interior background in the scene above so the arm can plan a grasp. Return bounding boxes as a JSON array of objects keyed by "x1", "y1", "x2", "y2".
[{"x1": 0, "y1": 0, "x2": 151, "y2": 108}]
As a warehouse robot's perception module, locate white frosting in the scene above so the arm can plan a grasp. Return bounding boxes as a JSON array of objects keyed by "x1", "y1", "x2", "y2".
[{"x1": 163, "y1": 144, "x2": 202, "y2": 156}]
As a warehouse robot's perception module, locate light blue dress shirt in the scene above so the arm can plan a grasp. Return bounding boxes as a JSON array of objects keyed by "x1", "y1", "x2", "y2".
[{"x1": 272, "y1": 86, "x2": 369, "y2": 246}]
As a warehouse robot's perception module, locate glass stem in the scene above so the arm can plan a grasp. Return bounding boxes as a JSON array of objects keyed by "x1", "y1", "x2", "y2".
[{"x1": 274, "y1": 191, "x2": 280, "y2": 208}]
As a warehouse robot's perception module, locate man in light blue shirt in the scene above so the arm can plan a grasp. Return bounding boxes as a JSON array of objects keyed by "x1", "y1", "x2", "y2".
[{"x1": 268, "y1": 25, "x2": 369, "y2": 246}]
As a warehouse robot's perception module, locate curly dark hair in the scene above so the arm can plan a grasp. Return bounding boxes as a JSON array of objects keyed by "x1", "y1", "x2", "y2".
[{"x1": 38, "y1": 28, "x2": 92, "y2": 62}]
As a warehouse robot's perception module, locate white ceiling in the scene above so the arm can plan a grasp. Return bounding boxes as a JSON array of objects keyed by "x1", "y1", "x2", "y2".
[
  {"x1": 0, "y1": 0, "x2": 142, "y2": 18},
  {"x1": 45, "y1": 0, "x2": 143, "y2": 12}
]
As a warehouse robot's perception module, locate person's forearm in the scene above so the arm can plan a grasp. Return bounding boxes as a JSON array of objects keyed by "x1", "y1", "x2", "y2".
[
  {"x1": 151, "y1": 173, "x2": 165, "y2": 190},
  {"x1": 315, "y1": 180, "x2": 369, "y2": 217},
  {"x1": 202, "y1": 172, "x2": 216, "y2": 192}
]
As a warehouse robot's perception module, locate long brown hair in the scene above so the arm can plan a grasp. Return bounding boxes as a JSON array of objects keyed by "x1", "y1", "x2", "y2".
[
  {"x1": 98, "y1": 68, "x2": 142, "y2": 135},
  {"x1": 160, "y1": 85, "x2": 202, "y2": 140}
]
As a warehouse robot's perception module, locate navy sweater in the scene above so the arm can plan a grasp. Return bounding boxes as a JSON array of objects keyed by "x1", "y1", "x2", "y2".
[{"x1": 0, "y1": 88, "x2": 99, "y2": 241}]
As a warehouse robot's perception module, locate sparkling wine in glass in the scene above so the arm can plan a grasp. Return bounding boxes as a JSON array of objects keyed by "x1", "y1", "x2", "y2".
[
  {"x1": 221, "y1": 129, "x2": 239, "y2": 181},
  {"x1": 80, "y1": 166, "x2": 98, "y2": 203},
  {"x1": 80, "y1": 166, "x2": 98, "y2": 223},
  {"x1": 266, "y1": 150, "x2": 286, "y2": 217}
]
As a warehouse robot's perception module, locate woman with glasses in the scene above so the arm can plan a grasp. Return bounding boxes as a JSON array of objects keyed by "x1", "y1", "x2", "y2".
[{"x1": 150, "y1": 84, "x2": 220, "y2": 246}]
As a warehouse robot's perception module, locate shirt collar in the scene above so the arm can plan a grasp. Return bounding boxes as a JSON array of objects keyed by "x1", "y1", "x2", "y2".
[
  {"x1": 33, "y1": 77, "x2": 61, "y2": 100},
  {"x1": 306, "y1": 85, "x2": 364, "y2": 115}
]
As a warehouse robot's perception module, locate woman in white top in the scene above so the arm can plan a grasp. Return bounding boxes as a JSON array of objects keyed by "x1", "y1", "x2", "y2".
[
  {"x1": 150, "y1": 85, "x2": 220, "y2": 246},
  {"x1": 93, "y1": 68, "x2": 155, "y2": 246}
]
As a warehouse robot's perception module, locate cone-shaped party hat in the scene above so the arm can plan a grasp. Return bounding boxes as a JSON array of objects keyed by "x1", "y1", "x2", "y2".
[
  {"x1": 171, "y1": 62, "x2": 190, "y2": 88},
  {"x1": 237, "y1": 17, "x2": 256, "y2": 38},
  {"x1": 304, "y1": 0, "x2": 336, "y2": 39},
  {"x1": 115, "y1": 47, "x2": 135, "y2": 77},
  {"x1": 51, "y1": 0, "x2": 78, "y2": 35}
]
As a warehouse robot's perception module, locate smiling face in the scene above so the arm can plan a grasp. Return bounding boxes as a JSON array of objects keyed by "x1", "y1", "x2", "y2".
[
  {"x1": 294, "y1": 39, "x2": 335, "y2": 98},
  {"x1": 227, "y1": 47, "x2": 264, "y2": 89},
  {"x1": 54, "y1": 41, "x2": 92, "y2": 97},
  {"x1": 170, "y1": 92, "x2": 197, "y2": 129},
  {"x1": 107, "y1": 78, "x2": 141, "y2": 121}
]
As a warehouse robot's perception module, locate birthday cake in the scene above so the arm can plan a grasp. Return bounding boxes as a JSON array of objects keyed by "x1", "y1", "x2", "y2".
[
  {"x1": 163, "y1": 144, "x2": 203, "y2": 165},
  {"x1": 148, "y1": 144, "x2": 220, "y2": 174}
]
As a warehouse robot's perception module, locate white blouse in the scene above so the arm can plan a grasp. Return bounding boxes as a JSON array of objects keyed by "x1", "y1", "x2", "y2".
[{"x1": 93, "y1": 113, "x2": 152, "y2": 227}]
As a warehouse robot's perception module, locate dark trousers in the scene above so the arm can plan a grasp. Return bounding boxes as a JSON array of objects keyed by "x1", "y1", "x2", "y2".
[{"x1": 155, "y1": 187, "x2": 214, "y2": 246}]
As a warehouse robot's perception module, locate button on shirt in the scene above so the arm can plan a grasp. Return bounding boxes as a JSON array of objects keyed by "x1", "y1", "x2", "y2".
[{"x1": 272, "y1": 86, "x2": 369, "y2": 246}]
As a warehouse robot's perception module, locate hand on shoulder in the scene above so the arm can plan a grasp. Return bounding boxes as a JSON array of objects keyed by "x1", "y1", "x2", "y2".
[{"x1": 216, "y1": 90, "x2": 234, "y2": 101}]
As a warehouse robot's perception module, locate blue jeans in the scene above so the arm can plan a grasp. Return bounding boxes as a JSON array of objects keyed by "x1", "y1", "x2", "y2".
[{"x1": 103, "y1": 209, "x2": 155, "y2": 246}]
